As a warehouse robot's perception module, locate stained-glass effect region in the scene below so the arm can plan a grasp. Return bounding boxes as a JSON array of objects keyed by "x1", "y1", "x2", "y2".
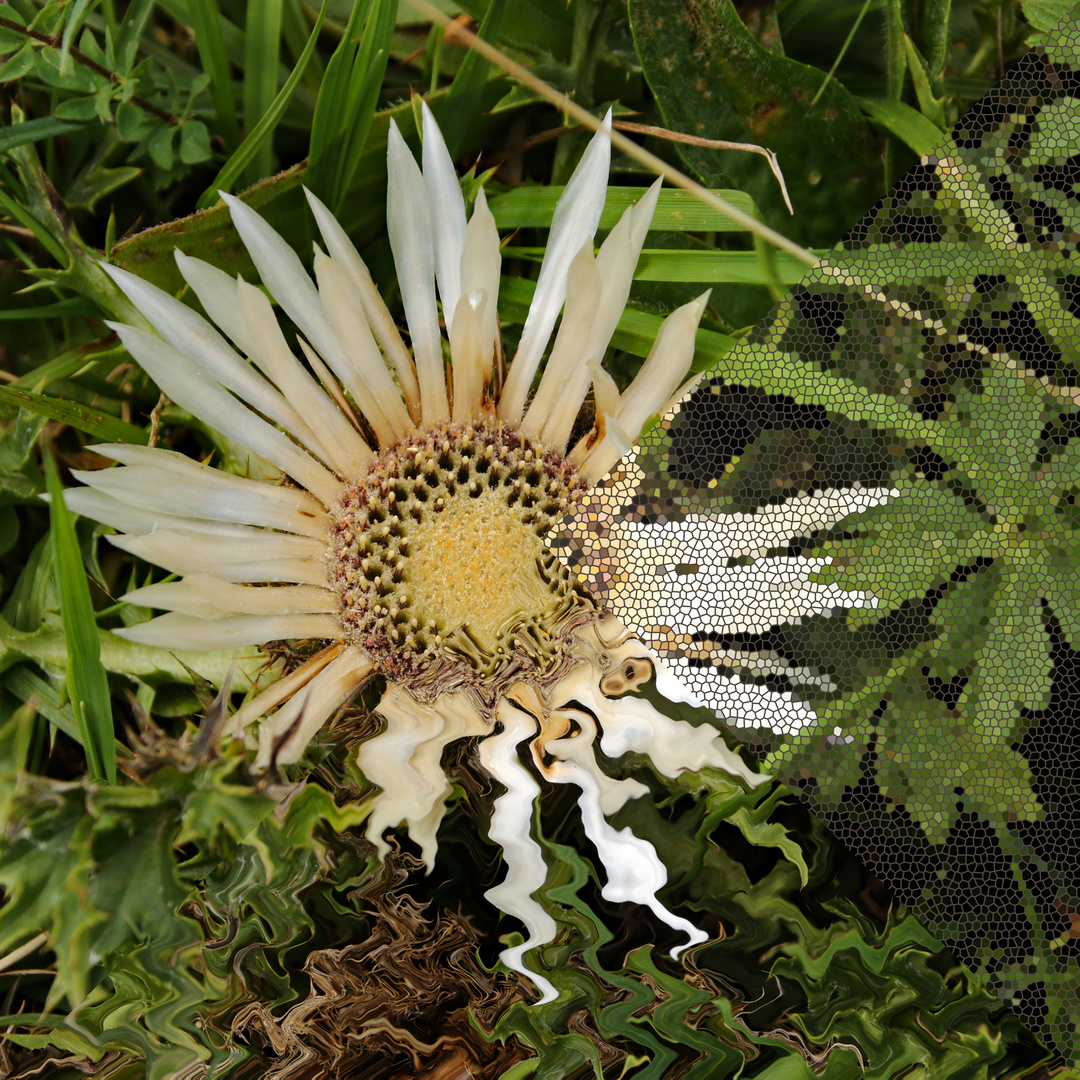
[{"x1": 558, "y1": 11, "x2": 1080, "y2": 1065}]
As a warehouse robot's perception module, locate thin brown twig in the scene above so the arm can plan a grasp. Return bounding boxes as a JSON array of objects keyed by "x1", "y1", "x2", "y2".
[
  {"x1": 0, "y1": 932, "x2": 47, "y2": 973},
  {"x1": 478, "y1": 121, "x2": 793, "y2": 215},
  {"x1": 407, "y1": 0, "x2": 818, "y2": 267},
  {"x1": 614, "y1": 121, "x2": 793, "y2": 214},
  {"x1": 0, "y1": 16, "x2": 176, "y2": 122}
]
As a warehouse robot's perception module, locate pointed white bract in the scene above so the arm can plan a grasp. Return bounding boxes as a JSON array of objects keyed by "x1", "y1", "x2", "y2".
[
  {"x1": 304, "y1": 186, "x2": 422, "y2": 418},
  {"x1": 500, "y1": 110, "x2": 615, "y2": 425},
  {"x1": 76, "y1": 108, "x2": 742, "y2": 1006},
  {"x1": 421, "y1": 100, "x2": 468, "y2": 337},
  {"x1": 386, "y1": 121, "x2": 449, "y2": 425}
]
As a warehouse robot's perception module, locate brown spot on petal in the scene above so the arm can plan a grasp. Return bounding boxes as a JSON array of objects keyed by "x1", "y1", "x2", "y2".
[{"x1": 600, "y1": 655, "x2": 655, "y2": 697}]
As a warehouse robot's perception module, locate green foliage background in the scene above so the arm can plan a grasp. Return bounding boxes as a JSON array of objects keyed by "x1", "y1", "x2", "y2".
[{"x1": 0, "y1": 0, "x2": 1071, "y2": 1075}]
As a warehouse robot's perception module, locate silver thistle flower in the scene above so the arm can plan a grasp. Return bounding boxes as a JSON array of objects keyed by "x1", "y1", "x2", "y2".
[{"x1": 69, "y1": 106, "x2": 766, "y2": 1002}]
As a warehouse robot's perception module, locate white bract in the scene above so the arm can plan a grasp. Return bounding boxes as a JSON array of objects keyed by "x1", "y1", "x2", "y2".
[{"x1": 71, "y1": 105, "x2": 766, "y2": 1001}]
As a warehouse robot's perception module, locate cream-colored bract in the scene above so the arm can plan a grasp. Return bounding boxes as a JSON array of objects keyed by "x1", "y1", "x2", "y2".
[{"x1": 70, "y1": 105, "x2": 764, "y2": 1003}]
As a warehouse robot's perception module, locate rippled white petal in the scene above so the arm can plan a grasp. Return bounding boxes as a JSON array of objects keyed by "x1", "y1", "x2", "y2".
[
  {"x1": 359, "y1": 685, "x2": 491, "y2": 869},
  {"x1": 547, "y1": 757, "x2": 707, "y2": 959},
  {"x1": 481, "y1": 704, "x2": 559, "y2": 1005}
]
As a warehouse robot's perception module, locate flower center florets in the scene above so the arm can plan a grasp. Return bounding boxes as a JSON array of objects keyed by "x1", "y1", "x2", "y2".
[{"x1": 329, "y1": 420, "x2": 594, "y2": 685}]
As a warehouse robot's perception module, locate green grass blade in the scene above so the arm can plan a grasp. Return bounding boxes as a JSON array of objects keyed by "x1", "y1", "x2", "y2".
[
  {"x1": 0, "y1": 298, "x2": 100, "y2": 320},
  {"x1": 333, "y1": 0, "x2": 396, "y2": 212},
  {"x1": 307, "y1": 0, "x2": 372, "y2": 206},
  {"x1": 857, "y1": 96, "x2": 944, "y2": 156},
  {"x1": 0, "y1": 387, "x2": 148, "y2": 445},
  {"x1": 112, "y1": 0, "x2": 154, "y2": 74},
  {"x1": 42, "y1": 446, "x2": 116, "y2": 784},
  {"x1": 241, "y1": 0, "x2": 284, "y2": 186},
  {"x1": 502, "y1": 246, "x2": 824, "y2": 284},
  {"x1": 282, "y1": 0, "x2": 325, "y2": 91},
  {"x1": 58, "y1": 0, "x2": 97, "y2": 75},
  {"x1": 198, "y1": 0, "x2": 328, "y2": 208},
  {"x1": 0, "y1": 118, "x2": 89, "y2": 154},
  {"x1": 10, "y1": 346, "x2": 124, "y2": 392},
  {"x1": 487, "y1": 187, "x2": 759, "y2": 232},
  {"x1": 5, "y1": 665, "x2": 94, "y2": 748},
  {"x1": 436, "y1": 0, "x2": 507, "y2": 158},
  {"x1": 188, "y1": 0, "x2": 241, "y2": 152}
]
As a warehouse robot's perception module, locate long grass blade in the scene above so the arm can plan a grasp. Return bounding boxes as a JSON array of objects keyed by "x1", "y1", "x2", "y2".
[
  {"x1": 188, "y1": 0, "x2": 241, "y2": 152},
  {"x1": 502, "y1": 246, "x2": 822, "y2": 285},
  {"x1": 241, "y1": 0, "x2": 284, "y2": 186},
  {"x1": 436, "y1": 0, "x2": 507, "y2": 158},
  {"x1": 308, "y1": 0, "x2": 394, "y2": 212},
  {"x1": 0, "y1": 118, "x2": 88, "y2": 154},
  {"x1": 43, "y1": 445, "x2": 116, "y2": 784},
  {"x1": 307, "y1": 0, "x2": 371, "y2": 205},
  {"x1": 5, "y1": 665, "x2": 94, "y2": 748},
  {"x1": 488, "y1": 187, "x2": 759, "y2": 232},
  {"x1": 198, "y1": 0, "x2": 328, "y2": 207},
  {"x1": 112, "y1": 0, "x2": 154, "y2": 74},
  {"x1": 57, "y1": 0, "x2": 97, "y2": 75},
  {"x1": 333, "y1": 0, "x2": 396, "y2": 211},
  {"x1": 857, "y1": 96, "x2": 944, "y2": 156},
  {"x1": 0, "y1": 387, "x2": 148, "y2": 445}
]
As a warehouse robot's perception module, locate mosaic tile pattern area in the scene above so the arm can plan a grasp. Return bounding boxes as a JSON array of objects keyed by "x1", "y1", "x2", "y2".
[{"x1": 557, "y1": 15, "x2": 1080, "y2": 1065}]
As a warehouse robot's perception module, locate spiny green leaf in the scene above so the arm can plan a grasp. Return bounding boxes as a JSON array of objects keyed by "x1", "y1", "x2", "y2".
[
  {"x1": 807, "y1": 478, "x2": 998, "y2": 613},
  {"x1": 629, "y1": 0, "x2": 882, "y2": 246}
]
